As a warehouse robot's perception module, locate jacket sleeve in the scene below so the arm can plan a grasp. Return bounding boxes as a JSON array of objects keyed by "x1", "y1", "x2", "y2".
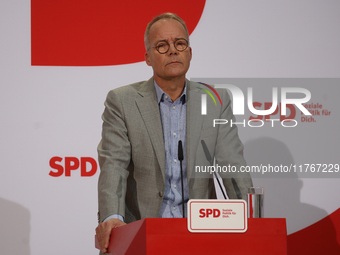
[{"x1": 97, "y1": 89, "x2": 131, "y2": 222}]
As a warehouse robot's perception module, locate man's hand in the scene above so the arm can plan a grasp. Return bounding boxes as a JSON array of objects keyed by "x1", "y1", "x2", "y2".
[{"x1": 96, "y1": 218, "x2": 126, "y2": 254}]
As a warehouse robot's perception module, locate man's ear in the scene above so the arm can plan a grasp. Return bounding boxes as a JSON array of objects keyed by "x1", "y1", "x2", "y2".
[{"x1": 145, "y1": 52, "x2": 152, "y2": 66}]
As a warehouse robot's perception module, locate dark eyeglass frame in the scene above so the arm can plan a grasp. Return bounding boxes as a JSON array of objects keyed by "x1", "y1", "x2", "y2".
[{"x1": 152, "y1": 38, "x2": 189, "y2": 54}]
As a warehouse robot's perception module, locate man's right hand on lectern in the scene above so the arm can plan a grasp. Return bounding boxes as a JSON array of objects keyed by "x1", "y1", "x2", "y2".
[{"x1": 95, "y1": 218, "x2": 126, "y2": 254}]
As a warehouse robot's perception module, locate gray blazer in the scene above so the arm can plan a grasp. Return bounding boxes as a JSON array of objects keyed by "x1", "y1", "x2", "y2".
[{"x1": 97, "y1": 78, "x2": 252, "y2": 223}]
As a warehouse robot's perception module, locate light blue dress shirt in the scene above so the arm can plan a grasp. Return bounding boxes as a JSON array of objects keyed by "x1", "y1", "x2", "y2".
[{"x1": 154, "y1": 82, "x2": 189, "y2": 218}]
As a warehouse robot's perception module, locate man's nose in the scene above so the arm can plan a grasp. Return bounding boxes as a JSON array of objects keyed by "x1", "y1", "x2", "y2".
[{"x1": 167, "y1": 42, "x2": 179, "y2": 55}]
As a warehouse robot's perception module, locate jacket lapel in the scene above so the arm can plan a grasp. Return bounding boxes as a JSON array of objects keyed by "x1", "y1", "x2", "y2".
[
  {"x1": 135, "y1": 78, "x2": 166, "y2": 181},
  {"x1": 186, "y1": 80, "x2": 205, "y2": 180}
]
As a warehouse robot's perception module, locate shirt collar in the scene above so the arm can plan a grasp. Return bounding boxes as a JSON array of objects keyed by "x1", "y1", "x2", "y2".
[{"x1": 154, "y1": 81, "x2": 187, "y2": 104}]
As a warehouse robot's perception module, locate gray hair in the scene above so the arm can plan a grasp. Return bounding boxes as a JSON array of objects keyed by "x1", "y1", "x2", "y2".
[{"x1": 144, "y1": 12, "x2": 190, "y2": 50}]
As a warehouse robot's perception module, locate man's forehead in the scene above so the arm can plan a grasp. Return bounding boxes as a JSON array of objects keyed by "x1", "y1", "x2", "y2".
[{"x1": 149, "y1": 19, "x2": 187, "y2": 39}]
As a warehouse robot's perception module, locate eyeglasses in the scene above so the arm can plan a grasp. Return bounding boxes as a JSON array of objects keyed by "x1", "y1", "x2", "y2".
[{"x1": 152, "y1": 38, "x2": 189, "y2": 54}]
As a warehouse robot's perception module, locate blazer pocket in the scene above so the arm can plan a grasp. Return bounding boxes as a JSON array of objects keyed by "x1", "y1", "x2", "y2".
[
  {"x1": 200, "y1": 126, "x2": 217, "y2": 139},
  {"x1": 199, "y1": 127, "x2": 218, "y2": 162}
]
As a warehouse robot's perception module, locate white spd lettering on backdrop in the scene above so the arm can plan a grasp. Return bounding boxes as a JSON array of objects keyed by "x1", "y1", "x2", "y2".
[{"x1": 1, "y1": 1, "x2": 340, "y2": 255}]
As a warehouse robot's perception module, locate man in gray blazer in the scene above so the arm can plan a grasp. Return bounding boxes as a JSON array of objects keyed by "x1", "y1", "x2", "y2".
[{"x1": 96, "y1": 13, "x2": 252, "y2": 253}]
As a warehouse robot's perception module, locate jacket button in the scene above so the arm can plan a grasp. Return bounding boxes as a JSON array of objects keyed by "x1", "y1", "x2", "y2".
[{"x1": 158, "y1": 191, "x2": 163, "y2": 197}]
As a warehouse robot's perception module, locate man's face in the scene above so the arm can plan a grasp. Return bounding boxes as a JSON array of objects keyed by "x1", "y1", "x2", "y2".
[{"x1": 145, "y1": 19, "x2": 192, "y2": 81}]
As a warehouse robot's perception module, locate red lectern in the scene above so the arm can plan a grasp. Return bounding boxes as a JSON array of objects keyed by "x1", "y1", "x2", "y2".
[{"x1": 96, "y1": 218, "x2": 287, "y2": 255}]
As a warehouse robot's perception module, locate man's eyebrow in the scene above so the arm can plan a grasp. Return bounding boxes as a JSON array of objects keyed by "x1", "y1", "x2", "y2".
[
  {"x1": 154, "y1": 37, "x2": 187, "y2": 44},
  {"x1": 155, "y1": 39, "x2": 168, "y2": 44}
]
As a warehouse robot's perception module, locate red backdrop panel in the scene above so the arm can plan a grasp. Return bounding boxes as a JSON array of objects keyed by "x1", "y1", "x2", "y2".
[
  {"x1": 31, "y1": 0, "x2": 205, "y2": 66},
  {"x1": 288, "y1": 208, "x2": 340, "y2": 255}
]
